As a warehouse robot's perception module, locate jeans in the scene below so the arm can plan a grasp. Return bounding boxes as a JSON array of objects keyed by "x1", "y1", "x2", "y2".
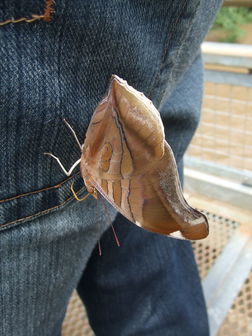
[{"x1": 0, "y1": 1, "x2": 222, "y2": 335}]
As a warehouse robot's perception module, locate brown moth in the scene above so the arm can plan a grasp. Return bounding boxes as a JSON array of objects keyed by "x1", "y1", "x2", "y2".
[{"x1": 45, "y1": 75, "x2": 209, "y2": 240}]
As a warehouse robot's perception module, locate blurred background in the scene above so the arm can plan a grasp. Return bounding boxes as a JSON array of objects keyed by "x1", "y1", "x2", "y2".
[{"x1": 62, "y1": 1, "x2": 252, "y2": 335}]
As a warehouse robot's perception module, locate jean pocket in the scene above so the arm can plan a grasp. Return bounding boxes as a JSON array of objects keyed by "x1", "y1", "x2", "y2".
[
  {"x1": 0, "y1": 0, "x2": 53, "y2": 27},
  {"x1": 0, "y1": 173, "x2": 86, "y2": 232}
]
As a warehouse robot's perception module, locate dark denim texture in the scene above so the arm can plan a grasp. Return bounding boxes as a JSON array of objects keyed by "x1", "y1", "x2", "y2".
[{"x1": 0, "y1": 0, "x2": 222, "y2": 335}]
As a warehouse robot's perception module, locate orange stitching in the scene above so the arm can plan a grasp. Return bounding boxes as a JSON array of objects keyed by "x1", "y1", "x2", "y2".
[
  {"x1": 0, "y1": 173, "x2": 80, "y2": 203},
  {"x1": 0, "y1": 0, "x2": 54, "y2": 26},
  {"x1": 0, "y1": 15, "x2": 44, "y2": 26},
  {"x1": 43, "y1": 0, "x2": 54, "y2": 22},
  {"x1": 0, "y1": 186, "x2": 86, "y2": 229}
]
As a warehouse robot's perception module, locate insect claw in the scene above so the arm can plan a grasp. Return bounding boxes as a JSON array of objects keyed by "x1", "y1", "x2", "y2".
[{"x1": 70, "y1": 182, "x2": 90, "y2": 202}]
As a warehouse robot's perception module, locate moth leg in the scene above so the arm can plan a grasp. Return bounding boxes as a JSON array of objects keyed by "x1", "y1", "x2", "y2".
[
  {"x1": 63, "y1": 119, "x2": 82, "y2": 151},
  {"x1": 70, "y1": 182, "x2": 91, "y2": 201},
  {"x1": 84, "y1": 178, "x2": 99, "y2": 199},
  {"x1": 44, "y1": 152, "x2": 81, "y2": 176}
]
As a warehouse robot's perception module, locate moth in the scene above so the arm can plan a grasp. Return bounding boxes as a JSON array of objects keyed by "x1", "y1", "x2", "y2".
[{"x1": 45, "y1": 75, "x2": 209, "y2": 240}]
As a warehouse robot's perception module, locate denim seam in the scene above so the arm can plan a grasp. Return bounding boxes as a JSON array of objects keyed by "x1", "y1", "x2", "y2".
[
  {"x1": 148, "y1": 0, "x2": 190, "y2": 98},
  {"x1": 0, "y1": 186, "x2": 87, "y2": 230},
  {"x1": 0, "y1": 0, "x2": 54, "y2": 26},
  {"x1": 0, "y1": 173, "x2": 80, "y2": 204},
  {"x1": 168, "y1": 0, "x2": 202, "y2": 86}
]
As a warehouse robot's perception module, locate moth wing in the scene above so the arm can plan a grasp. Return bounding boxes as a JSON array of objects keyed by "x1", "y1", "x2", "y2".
[
  {"x1": 147, "y1": 142, "x2": 209, "y2": 240},
  {"x1": 81, "y1": 75, "x2": 208, "y2": 240}
]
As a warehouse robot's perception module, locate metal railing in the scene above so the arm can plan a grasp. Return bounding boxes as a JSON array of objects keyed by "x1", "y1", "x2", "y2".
[
  {"x1": 185, "y1": 42, "x2": 252, "y2": 210},
  {"x1": 185, "y1": 41, "x2": 252, "y2": 336}
]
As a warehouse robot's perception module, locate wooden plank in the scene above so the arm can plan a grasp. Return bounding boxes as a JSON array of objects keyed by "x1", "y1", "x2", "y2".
[
  {"x1": 184, "y1": 168, "x2": 252, "y2": 210},
  {"x1": 223, "y1": 0, "x2": 252, "y2": 7},
  {"x1": 202, "y1": 42, "x2": 252, "y2": 58},
  {"x1": 185, "y1": 156, "x2": 252, "y2": 186}
]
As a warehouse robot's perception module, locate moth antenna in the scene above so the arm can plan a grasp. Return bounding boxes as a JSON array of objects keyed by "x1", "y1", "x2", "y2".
[
  {"x1": 110, "y1": 223, "x2": 121, "y2": 247},
  {"x1": 94, "y1": 199, "x2": 103, "y2": 256},
  {"x1": 63, "y1": 119, "x2": 82, "y2": 151},
  {"x1": 101, "y1": 197, "x2": 120, "y2": 247},
  {"x1": 44, "y1": 152, "x2": 81, "y2": 176},
  {"x1": 98, "y1": 240, "x2": 102, "y2": 256},
  {"x1": 70, "y1": 182, "x2": 91, "y2": 201}
]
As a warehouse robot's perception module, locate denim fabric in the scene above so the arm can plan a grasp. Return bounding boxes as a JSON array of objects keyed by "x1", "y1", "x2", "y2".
[
  {"x1": 0, "y1": 197, "x2": 110, "y2": 336},
  {"x1": 0, "y1": 0, "x2": 222, "y2": 335}
]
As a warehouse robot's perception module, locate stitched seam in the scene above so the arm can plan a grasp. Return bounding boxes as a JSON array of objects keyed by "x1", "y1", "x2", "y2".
[
  {"x1": 0, "y1": 186, "x2": 86, "y2": 229},
  {"x1": 148, "y1": 0, "x2": 191, "y2": 97},
  {"x1": 43, "y1": 0, "x2": 54, "y2": 22},
  {"x1": 0, "y1": 172, "x2": 80, "y2": 203},
  {"x1": 0, "y1": 0, "x2": 54, "y2": 26}
]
